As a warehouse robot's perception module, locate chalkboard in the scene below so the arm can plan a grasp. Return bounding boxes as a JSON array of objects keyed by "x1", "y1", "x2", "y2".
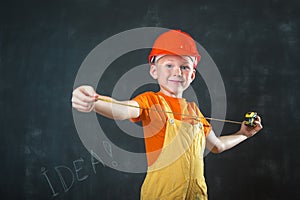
[{"x1": 1, "y1": 0, "x2": 300, "y2": 199}]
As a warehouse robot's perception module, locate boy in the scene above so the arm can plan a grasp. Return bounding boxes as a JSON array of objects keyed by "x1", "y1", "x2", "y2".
[{"x1": 72, "y1": 29, "x2": 263, "y2": 199}]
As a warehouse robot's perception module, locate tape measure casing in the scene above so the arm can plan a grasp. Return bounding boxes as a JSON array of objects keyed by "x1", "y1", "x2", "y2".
[{"x1": 244, "y1": 112, "x2": 257, "y2": 127}]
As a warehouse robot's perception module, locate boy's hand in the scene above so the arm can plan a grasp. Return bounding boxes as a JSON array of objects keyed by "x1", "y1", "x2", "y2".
[
  {"x1": 71, "y1": 85, "x2": 99, "y2": 112},
  {"x1": 239, "y1": 115, "x2": 263, "y2": 138}
]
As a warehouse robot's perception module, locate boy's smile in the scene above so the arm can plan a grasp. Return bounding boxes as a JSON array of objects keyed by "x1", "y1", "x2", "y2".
[{"x1": 150, "y1": 55, "x2": 196, "y2": 98}]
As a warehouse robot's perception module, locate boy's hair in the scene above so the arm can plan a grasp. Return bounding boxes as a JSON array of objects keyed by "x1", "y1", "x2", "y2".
[{"x1": 148, "y1": 30, "x2": 201, "y2": 68}]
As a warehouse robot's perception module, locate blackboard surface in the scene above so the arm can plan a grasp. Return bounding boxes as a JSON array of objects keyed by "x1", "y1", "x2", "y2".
[{"x1": 1, "y1": 0, "x2": 299, "y2": 199}]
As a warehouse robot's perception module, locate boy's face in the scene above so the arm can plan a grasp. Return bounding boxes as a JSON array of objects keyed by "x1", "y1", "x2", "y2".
[{"x1": 150, "y1": 55, "x2": 196, "y2": 98}]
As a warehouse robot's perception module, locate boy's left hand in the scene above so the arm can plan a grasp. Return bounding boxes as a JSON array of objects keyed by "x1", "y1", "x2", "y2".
[{"x1": 240, "y1": 115, "x2": 263, "y2": 138}]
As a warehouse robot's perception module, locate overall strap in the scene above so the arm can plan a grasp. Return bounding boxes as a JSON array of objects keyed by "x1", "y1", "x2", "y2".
[{"x1": 156, "y1": 94, "x2": 175, "y2": 120}]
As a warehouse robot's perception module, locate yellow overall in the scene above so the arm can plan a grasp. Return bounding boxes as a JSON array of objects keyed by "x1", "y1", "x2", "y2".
[{"x1": 141, "y1": 96, "x2": 208, "y2": 200}]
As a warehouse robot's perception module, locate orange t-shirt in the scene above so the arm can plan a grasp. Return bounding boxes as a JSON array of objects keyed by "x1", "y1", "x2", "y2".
[{"x1": 131, "y1": 91, "x2": 211, "y2": 166}]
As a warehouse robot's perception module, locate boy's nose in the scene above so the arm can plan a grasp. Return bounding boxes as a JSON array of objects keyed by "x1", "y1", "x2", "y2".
[{"x1": 173, "y1": 66, "x2": 182, "y2": 76}]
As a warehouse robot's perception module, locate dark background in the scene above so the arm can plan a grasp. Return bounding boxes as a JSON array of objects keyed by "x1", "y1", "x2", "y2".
[{"x1": 1, "y1": 0, "x2": 299, "y2": 199}]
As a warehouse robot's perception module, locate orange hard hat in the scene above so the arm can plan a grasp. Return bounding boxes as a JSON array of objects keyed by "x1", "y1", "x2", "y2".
[{"x1": 148, "y1": 29, "x2": 201, "y2": 68}]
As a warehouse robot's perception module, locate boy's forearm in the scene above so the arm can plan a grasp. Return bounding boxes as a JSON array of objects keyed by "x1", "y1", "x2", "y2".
[
  {"x1": 93, "y1": 95, "x2": 138, "y2": 120},
  {"x1": 217, "y1": 132, "x2": 248, "y2": 152}
]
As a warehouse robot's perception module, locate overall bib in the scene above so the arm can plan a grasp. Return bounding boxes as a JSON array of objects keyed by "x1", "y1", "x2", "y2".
[{"x1": 141, "y1": 96, "x2": 208, "y2": 200}]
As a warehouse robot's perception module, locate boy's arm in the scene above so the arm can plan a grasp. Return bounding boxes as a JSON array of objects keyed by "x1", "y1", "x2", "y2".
[
  {"x1": 94, "y1": 96, "x2": 140, "y2": 120},
  {"x1": 206, "y1": 116, "x2": 263, "y2": 153},
  {"x1": 72, "y1": 85, "x2": 140, "y2": 120}
]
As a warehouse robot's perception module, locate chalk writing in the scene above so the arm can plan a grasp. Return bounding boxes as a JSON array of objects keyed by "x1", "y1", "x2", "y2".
[
  {"x1": 103, "y1": 140, "x2": 118, "y2": 167},
  {"x1": 41, "y1": 151, "x2": 104, "y2": 197},
  {"x1": 54, "y1": 165, "x2": 74, "y2": 192},
  {"x1": 41, "y1": 167, "x2": 59, "y2": 197},
  {"x1": 90, "y1": 150, "x2": 105, "y2": 174},
  {"x1": 103, "y1": 141, "x2": 112, "y2": 157},
  {"x1": 73, "y1": 158, "x2": 89, "y2": 181}
]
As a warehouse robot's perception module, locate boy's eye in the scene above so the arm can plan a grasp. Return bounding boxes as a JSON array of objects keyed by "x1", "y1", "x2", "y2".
[
  {"x1": 181, "y1": 66, "x2": 190, "y2": 70},
  {"x1": 166, "y1": 64, "x2": 172, "y2": 68}
]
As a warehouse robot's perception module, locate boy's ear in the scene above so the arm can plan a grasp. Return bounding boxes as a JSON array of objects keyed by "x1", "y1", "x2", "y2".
[
  {"x1": 149, "y1": 64, "x2": 158, "y2": 79},
  {"x1": 190, "y1": 69, "x2": 196, "y2": 82}
]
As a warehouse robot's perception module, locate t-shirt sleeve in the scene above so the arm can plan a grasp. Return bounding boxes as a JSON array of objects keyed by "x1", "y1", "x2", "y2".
[
  {"x1": 199, "y1": 111, "x2": 212, "y2": 137},
  {"x1": 130, "y1": 92, "x2": 152, "y2": 123}
]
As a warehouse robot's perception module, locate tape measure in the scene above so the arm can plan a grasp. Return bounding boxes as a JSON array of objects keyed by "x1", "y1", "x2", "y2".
[
  {"x1": 97, "y1": 97, "x2": 259, "y2": 126},
  {"x1": 244, "y1": 112, "x2": 257, "y2": 127}
]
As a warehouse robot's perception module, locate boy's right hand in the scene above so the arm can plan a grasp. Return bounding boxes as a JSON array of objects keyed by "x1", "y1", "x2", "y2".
[{"x1": 71, "y1": 85, "x2": 99, "y2": 112}]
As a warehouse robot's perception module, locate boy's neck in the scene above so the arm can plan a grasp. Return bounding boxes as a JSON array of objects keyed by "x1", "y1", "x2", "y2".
[{"x1": 158, "y1": 90, "x2": 183, "y2": 99}]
